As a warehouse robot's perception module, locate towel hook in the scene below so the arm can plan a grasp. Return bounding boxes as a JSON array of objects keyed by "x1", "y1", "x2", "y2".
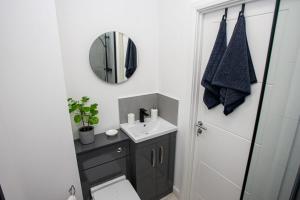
[
  {"x1": 240, "y1": 3, "x2": 245, "y2": 16},
  {"x1": 69, "y1": 185, "x2": 76, "y2": 196},
  {"x1": 223, "y1": 8, "x2": 228, "y2": 20}
]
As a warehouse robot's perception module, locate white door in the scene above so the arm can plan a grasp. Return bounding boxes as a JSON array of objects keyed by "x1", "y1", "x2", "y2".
[{"x1": 190, "y1": 1, "x2": 275, "y2": 200}]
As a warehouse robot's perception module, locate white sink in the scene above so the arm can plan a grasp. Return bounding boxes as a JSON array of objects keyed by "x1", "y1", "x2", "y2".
[{"x1": 120, "y1": 117, "x2": 177, "y2": 143}]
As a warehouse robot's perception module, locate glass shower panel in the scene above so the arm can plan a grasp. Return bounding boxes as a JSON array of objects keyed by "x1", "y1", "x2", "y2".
[{"x1": 243, "y1": 0, "x2": 300, "y2": 199}]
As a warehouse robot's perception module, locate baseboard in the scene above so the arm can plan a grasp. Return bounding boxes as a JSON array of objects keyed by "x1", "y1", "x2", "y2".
[{"x1": 173, "y1": 186, "x2": 180, "y2": 199}]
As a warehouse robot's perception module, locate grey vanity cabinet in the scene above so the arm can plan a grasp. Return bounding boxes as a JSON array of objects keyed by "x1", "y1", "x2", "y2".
[{"x1": 131, "y1": 132, "x2": 176, "y2": 200}]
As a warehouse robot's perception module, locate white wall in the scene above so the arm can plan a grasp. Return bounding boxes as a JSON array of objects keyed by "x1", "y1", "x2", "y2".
[
  {"x1": 157, "y1": 0, "x2": 196, "y2": 194},
  {"x1": 55, "y1": 0, "x2": 160, "y2": 138},
  {"x1": 0, "y1": 0, "x2": 83, "y2": 199}
]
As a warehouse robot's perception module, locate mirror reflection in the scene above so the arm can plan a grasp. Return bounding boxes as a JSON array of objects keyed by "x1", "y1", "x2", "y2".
[{"x1": 89, "y1": 31, "x2": 137, "y2": 84}]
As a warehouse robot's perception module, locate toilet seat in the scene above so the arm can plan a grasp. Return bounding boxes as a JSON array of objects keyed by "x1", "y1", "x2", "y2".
[{"x1": 90, "y1": 176, "x2": 141, "y2": 200}]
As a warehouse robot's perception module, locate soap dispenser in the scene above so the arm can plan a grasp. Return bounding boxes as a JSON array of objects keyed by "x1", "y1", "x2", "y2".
[{"x1": 150, "y1": 105, "x2": 158, "y2": 121}]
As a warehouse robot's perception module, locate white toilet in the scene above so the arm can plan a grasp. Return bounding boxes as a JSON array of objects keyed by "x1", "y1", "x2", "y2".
[{"x1": 90, "y1": 176, "x2": 141, "y2": 200}]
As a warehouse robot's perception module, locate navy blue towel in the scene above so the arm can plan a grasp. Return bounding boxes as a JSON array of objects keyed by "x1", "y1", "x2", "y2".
[
  {"x1": 201, "y1": 14, "x2": 227, "y2": 109},
  {"x1": 0, "y1": 184, "x2": 4, "y2": 200},
  {"x1": 125, "y1": 39, "x2": 137, "y2": 78},
  {"x1": 212, "y1": 9, "x2": 257, "y2": 115}
]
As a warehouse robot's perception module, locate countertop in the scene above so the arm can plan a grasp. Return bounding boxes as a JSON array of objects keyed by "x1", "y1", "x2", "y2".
[{"x1": 74, "y1": 129, "x2": 130, "y2": 155}]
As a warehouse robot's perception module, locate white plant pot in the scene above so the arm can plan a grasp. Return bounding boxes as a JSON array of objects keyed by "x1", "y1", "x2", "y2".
[{"x1": 79, "y1": 126, "x2": 95, "y2": 145}]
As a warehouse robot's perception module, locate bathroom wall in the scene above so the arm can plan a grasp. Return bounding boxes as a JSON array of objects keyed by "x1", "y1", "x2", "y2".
[
  {"x1": 157, "y1": 0, "x2": 195, "y2": 194},
  {"x1": 0, "y1": 0, "x2": 83, "y2": 199},
  {"x1": 55, "y1": 0, "x2": 160, "y2": 138},
  {"x1": 55, "y1": 0, "x2": 230, "y2": 195},
  {"x1": 157, "y1": 0, "x2": 276, "y2": 196},
  {"x1": 55, "y1": 0, "x2": 276, "y2": 198}
]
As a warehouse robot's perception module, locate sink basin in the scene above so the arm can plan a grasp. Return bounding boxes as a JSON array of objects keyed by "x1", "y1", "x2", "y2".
[{"x1": 120, "y1": 117, "x2": 177, "y2": 143}]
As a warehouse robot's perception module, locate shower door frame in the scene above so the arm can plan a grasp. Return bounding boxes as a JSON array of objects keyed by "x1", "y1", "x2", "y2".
[
  {"x1": 180, "y1": 0, "x2": 276, "y2": 199},
  {"x1": 238, "y1": 0, "x2": 281, "y2": 198}
]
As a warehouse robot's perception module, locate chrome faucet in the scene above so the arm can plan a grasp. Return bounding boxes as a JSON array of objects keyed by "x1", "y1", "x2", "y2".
[{"x1": 139, "y1": 108, "x2": 149, "y2": 123}]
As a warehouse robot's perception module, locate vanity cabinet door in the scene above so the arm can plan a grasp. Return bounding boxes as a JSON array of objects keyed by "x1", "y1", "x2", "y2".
[
  {"x1": 156, "y1": 137, "x2": 171, "y2": 197},
  {"x1": 133, "y1": 132, "x2": 176, "y2": 200},
  {"x1": 135, "y1": 143, "x2": 157, "y2": 200},
  {"x1": 157, "y1": 133, "x2": 176, "y2": 198}
]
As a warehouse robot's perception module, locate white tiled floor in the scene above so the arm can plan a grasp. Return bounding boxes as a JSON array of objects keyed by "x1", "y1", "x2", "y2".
[{"x1": 160, "y1": 193, "x2": 178, "y2": 200}]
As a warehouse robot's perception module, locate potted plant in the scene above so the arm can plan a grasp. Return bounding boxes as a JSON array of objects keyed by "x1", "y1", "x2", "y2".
[{"x1": 68, "y1": 96, "x2": 99, "y2": 144}]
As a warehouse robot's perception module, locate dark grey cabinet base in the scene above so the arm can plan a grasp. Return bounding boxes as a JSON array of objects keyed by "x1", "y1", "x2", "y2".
[
  {"x1": 74, "y1": 131, "x2": 131, "y2": 200},
  {"x1": 74, "y1": 130, "x2": 176, "y2": 200},
  {"x1": 130, "y1": 132, "x2": 177, "y2": 200}
]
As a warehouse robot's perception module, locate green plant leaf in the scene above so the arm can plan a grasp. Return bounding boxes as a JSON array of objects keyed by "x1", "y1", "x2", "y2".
[
  {"x1": 81, "y1": 96, "x2": 89, "y2": 103},
  {"x1": 73, "y1": 103, "x2": 79, "y2": 108},
  {"x1": 90, "y1": 110, "x2": 99, "y2": 116},
  {"x1": 82, "y1": 107, "x2": 90, "y2": 112},
  {"x1": 89, "y1": 116, "x2": 99, "y2": 125},
  {"x1": 90, "y1": 110, "x2": 98, "y2": 116},
  {"x1": 78, "y1": 104, "x2": 84, "y2": 112},
  {"x1": 74, "y1": 115, "x2": 81, "y2": 123},
  {"x1": 90, "y1": 103, "x2": 98, "y2": 110},
  {"x1": 69, "y1": 103, "x2": 78, "y2": 113}
]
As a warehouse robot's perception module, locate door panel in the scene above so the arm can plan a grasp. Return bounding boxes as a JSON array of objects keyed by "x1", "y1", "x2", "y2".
[
  {"x1": 198, "y1": 123, "x2": 250, "y2": 186},
  {"x1": 190, "y1": 1, "x2": 275, "y2": 199},
  {"x1": 195, "y1": 163, "x2": 241, "y2": 200}
]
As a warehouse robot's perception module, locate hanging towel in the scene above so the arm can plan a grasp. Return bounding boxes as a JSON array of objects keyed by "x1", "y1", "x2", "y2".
[
  {"x1": 201, "y1": 10, "x2": 228, "y2": 109},
  {"x1": 212, "y1": 4, "x2": 257, "y2": 115},
  {"x1": 0, "y1": 184, "x2": 5, "y2": 200},
  {"x1": 125, "y1": 39, "x2": 137, "y2": 78}
]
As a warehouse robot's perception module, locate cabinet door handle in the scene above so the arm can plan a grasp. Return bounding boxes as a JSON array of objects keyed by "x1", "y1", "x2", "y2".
[
  {"x1": 159, "y1": 146, "x2": 164, "y2": 164},
  {"x1": 117, "y1": 147, "x2": 122, "y2": 153},
  {"x1": 151, "y1": 149, "x2": 156, "y2": 167}
]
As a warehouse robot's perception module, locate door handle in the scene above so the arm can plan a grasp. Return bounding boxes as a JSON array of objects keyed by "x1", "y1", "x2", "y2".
[
  {"x1": 151, "y1": 149, "x2": 156, "y2": 167},
  {"x1": 159, "y1": 146, "x2": 164, "y2": 164},
  {"x1": 195, "y1": 121, "x2": 207, "y2": 136}
]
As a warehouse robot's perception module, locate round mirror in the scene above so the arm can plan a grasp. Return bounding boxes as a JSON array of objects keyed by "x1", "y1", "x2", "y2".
[{"x1": 89, "y1": 31, "x2": 137, "y2": 84}]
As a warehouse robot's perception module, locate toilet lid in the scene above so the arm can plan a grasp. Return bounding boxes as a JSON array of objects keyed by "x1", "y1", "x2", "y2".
[{"x1": 91, "y1": 176, "x2": 140, "y2": 200}]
